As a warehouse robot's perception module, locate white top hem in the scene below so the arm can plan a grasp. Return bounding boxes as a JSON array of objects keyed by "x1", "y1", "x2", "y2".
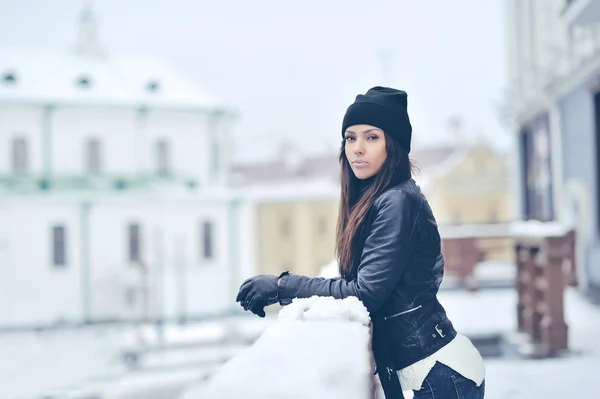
[{"x1": 397, "y1": 333, "x2": 486, "y2": 391}]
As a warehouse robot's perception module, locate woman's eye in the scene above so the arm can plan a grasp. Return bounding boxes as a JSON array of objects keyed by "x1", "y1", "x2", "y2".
[
  {"x1": 345, "y1": 136, "x2": 355, "y2": 142},
  {"x1": 367, "y1": 135, "x2": 378, "y2": 140}
]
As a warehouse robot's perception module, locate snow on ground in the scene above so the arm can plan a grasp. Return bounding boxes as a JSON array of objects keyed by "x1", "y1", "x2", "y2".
[
  {"x1": 440, "y1": 287, "x2": 600, "y2": 399},
  {"x1": 181, "y1": 296, "x2": 374, "y2": 399},
  {"x1": 0, "y1": 326, "x2": 126, "y2": 399},
  {"x1": 1, "y1": 288, "x2": 599, "y2": 398},
  {"x1": 0, "y1": 316, "x2": 275, "y2": 399},
  {"x1": 483, "y1": 354, "x2": 599, "y2": 399},
  {"x1": 439, "y1": 286, "x2": 518, "y2": 335},
  {"x1": 473, "y1": 261, "x2": 516, "y2": 285},
  {"x1": 95, "y1": 368, "x2": 211, "y2": 399}
]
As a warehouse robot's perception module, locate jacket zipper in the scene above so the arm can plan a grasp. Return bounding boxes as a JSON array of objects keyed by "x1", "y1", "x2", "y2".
[{"x1": 383, "y1": 305, "x2": 423, "y2": 320}]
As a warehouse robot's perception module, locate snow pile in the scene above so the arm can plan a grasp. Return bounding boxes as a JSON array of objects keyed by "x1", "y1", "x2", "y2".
[
  {"x1": 180, "y1": 296, "x2": 374, "y2": 399},
  {"x1": 278, "y1": 295, "x2": 370, "y2": 325}
]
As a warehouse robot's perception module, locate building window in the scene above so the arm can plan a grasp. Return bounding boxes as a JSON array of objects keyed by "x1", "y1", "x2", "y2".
[
  {"x1": 488, "y1": 208, "x2": 499, "y2": 223},
  {"x1": 12, "y1": 137, "x2": 28, "y2": 173},
  {"x1": 452, "y1": 210, "x2": 462, "y2": 225},
  {"x1": 281, "y1": 217, "x2": 292, "y2": 237},
  {"x1": 520, "y1": 114, "x2": 554, "y2": 221},
  {"x1": 317, "y1": 216, "x2": 327, "y2": 235},
  {"x1": 125, "y1": 287, "x2": 137, "y2": 307},
  {"x1": 201, "y1": 221, "x2": 214, "y2": 260},
  {"x1": 86, "y1": 138, "x2": 102, "y2": 174},
  {"x1": 128, "y1": 223, "x2": 142, "y2": 262},
  {"x1": 52, "y1": 225, "x2": 67, "y2": 267},
  {"x1": 156, "y1": 139, "x2": 171, "y2": 176},
  {"x1": 2, "y1": 71, "x2": 17, "y2": 84},
  {"x1": 76, "y1": 76, "x2": 92, "y2": 88},
  {"x1": 146, "y1": 80, "x2": 160, "y2": 92}
]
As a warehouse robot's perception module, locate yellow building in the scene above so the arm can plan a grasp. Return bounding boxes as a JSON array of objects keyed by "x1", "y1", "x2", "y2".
[
  {"x1": 255, "y1": 199, "x2": 339, "y2": 277},
  {"x1": 231, "y1": 151, "x2": 340, "y2": 278},
  {"x1": 419, "y1": 142, "x2": 512, "y2": 225},
  {"x1": 414, "y1": 140, "x2": 514, "y2": 264}
]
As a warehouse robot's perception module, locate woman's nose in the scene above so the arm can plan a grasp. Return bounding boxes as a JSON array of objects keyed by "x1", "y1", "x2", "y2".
[{"x1": 354, "y1": 144, "x2": 365, "y2": 155}]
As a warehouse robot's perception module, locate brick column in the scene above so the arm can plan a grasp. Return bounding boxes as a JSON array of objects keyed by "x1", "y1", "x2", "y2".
[{"x1": 540, "y1": 235, "x2": 569, "y2": 353}]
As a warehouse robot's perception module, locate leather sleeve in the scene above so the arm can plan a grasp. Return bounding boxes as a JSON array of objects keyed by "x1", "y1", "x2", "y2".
[{"x1": 277, "y1": 189, "x2": 422, "y2": 313}]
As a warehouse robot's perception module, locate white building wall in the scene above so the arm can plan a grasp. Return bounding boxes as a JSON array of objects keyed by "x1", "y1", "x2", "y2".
[
  {"x1": 559, "y1": 87, "x2": 600, "y2": 289},
  {"x1": 0, "y1": 201, "x2": 83, "y2": 327},
  {"x1": 0, "y1": 105, "x2": 46, "y2": 176},
  {"x1": 210, "y1": 111, "x2": 235, "y2": 186},
  {"x1": 236, "y1": 199, "x2": 258, "y2": 283},
  {"x1": 85, "y1": 200, "x2": 148, "y2": 321},
  {"x1": 530, "y1": 0, "x2": 569, "y2": 76},
  {"x1": 86, "y1": 196, "x2": 235, "y2": 321},
  {"x1": 507, "y1": 0, "x2": 600, "y2": 104},
  {"x1": 0, "y1": 211, "x2": 11, "y2": 325},
  {"x1": 0, "y1": 193, "x2": 237, "y2": 328},
  {"x1": 143, "y1": 110, "x2": 212, "y2": 185},
  {"x1": 50, "y1": 107, "x2": 139, "y2": 176},
  {"x1": 0, "y1": 104, "x2": 234, "y2": 184},
  {"x1": 0, "y1": 46, "x2": 239, "y2": 329}
]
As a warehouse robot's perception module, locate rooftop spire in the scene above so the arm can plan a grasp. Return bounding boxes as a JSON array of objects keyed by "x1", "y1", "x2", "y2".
[{"x1": 72, "y1": 1, "x2": 108, "y2": 60}]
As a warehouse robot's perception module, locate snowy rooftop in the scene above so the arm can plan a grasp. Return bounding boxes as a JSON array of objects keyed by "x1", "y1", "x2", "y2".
[
  {"x1": 232, "y1": 177, "x2": 340, "y2": 203},
  {"x1": 230, "y1": 144, "x2": 458, "y2": 189},
  {"x1": 0, "y1": 48, "x2": 228, "y2": 111}
]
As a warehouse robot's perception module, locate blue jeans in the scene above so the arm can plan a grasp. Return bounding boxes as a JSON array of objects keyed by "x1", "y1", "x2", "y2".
[{"x1": 413, "y1": 362, "x2": 485, "y2": 399}]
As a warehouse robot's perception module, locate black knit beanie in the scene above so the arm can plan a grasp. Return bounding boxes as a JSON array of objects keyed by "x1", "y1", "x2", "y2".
[{"x1": 341, "y1": 86, "x2": 412, "y2": 153}]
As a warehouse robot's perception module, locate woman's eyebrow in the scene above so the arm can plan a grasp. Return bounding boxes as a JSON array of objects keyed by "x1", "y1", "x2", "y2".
[{"x1": 345, "y1": 128, "x2": 381, "y2": 135}]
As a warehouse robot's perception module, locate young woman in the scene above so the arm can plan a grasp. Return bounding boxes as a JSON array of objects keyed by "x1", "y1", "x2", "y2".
[{"x1": 236, "y1": 87, "x2": 486, "y2": 398}]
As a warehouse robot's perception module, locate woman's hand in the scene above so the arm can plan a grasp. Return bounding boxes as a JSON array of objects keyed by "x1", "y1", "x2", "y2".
[{"x1": 236, "y1": 274, "x2": 279, "y2": 317}]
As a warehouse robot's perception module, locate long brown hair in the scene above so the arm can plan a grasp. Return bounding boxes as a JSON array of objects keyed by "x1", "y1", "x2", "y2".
[{"x1": 335, "y1": 133, "x2": 415, "y2": 278}]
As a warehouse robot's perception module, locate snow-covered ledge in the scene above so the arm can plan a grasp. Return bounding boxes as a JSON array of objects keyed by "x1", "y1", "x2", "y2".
[
  {"x1": 180, "y1": 296, "x2": 376, "y2": 399},
  {"x1": 437, "y1": 220, "x2": 575, "y2": 240},
  {"x1": 509, "y1": 220, "x2": 574, "y2": 238}
]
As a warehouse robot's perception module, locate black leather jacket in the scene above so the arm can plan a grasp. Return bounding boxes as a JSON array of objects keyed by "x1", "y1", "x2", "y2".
[{"x1": 277, "y1": 179, "x2": 456, "y2": 372}]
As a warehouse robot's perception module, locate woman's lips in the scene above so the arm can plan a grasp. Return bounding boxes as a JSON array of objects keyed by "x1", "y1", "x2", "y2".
[{"x1": 352, "y1": 161, "x2": 368, "y2": 168}]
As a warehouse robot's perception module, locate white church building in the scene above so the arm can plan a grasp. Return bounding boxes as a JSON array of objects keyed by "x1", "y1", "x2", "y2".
[{"x1": 0, "y1": 6, "x2": 244, "y2": 328}]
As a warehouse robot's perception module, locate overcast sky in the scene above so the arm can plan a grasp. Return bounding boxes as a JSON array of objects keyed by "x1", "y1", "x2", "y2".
[{"x1": 0, "y1": 0, "x2": 509, "y2": 162}]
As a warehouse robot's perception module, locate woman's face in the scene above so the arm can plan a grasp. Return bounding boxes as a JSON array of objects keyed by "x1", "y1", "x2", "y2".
[{"x1": 344, "y1": 124, "x2": 387, "y2": 180}]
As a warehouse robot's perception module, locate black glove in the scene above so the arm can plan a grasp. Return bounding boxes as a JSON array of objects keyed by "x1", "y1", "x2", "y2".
[
  {"x1": 249, "y1": 300, "x2": 267, "y2": 318},
  {"x1": 236, "y1": 274, "x2": 279, "y2": 316}
]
